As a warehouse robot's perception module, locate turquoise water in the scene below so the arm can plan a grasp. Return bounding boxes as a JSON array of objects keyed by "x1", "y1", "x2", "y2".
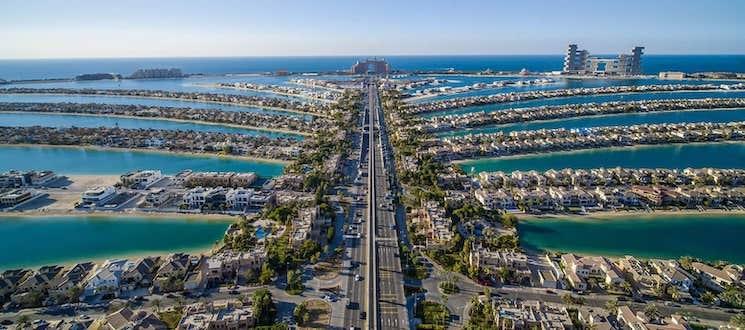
[
  {"x1": 0, "y1": 215, "x2": 231, "y2": 270},
  {"x1": 519, "y1": 214, "x2": 745, "y2": 263},
  {"x1": 423, "y1": 91, "x2": 745, "y2": 118},
  {"x1": 437, "y1": 108, "x2": 745, "y2": 138},
  {"x1": 0, "y1": 94, "x2": 312, "y2": 119},
  {"x1": 458, "y1": 142, "x2": 745, "y2": 174},
  {"x1": 0, "y1": 145, "x2": 285, "y2": 177},
  {"x1": 0, "y1": 112, "x2": 302, "y2": 139}
]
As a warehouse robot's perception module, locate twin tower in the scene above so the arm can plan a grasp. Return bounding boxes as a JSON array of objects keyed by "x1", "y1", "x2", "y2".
[{"x1": 563, "y1": 44, "x2": 644, "y2": 76}]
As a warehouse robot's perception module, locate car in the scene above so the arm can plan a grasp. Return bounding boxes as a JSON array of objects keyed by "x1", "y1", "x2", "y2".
[
  {"x1": 355, "y1": 274, "x2": 362, "y2": 281},
  {"x1": 346, "y1": 302, "x2": 359, "y2": 310},
  {"x1": 0, "y1": 320, "x2": 13, "y2": 326},
  {"x1": 360, "y1": 312, "x2": 367, "y2": 320}
]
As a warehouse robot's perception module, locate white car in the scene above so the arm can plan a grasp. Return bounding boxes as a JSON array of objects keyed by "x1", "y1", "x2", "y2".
[{"x1": 355, "y1": 274, "x2": 362, "y2": 281}]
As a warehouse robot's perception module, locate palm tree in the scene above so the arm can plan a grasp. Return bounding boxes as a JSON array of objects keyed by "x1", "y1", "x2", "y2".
[{"x1": 151, "y1": 298, "x2": 161, "y2": 313}]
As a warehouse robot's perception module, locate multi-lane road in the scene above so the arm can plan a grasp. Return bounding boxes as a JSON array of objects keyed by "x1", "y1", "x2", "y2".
[
  {"x1": 368, "y1": 80, "x2": 409, "y2": 330},
  {"x1": 342, "y1": 79, "x2": 409, "y2": 330}
]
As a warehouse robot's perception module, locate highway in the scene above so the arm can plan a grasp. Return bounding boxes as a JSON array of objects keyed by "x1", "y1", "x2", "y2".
[
  {"x1": 368, "y1": 80, "x2": 409, "y2": 329},
  {"x1": 343, "y1": 82, "x2": 372, "y2": 330}
]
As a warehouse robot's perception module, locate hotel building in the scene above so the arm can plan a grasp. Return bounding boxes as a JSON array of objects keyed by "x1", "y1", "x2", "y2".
[{"x1": 563, "y1": 44, "x2": 644, "y2": 76}]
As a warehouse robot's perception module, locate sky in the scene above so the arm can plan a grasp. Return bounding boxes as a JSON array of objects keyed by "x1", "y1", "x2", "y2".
[{"x1": 1, "y1": 0, "x2": 744, "y2": 59}]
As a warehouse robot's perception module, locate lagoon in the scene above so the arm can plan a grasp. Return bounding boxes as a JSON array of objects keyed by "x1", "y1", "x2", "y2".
[
  {"x1": 0, "y1": 215, "x2": 231, "y2": 270},
  {"x1": 423, "y1": 90, "x2": 745, "y2": 118},
  {"x1": 458, "y1": 142, "x2": 745, "y2": 174},
  {"x1": 0, "y1": 112, "x2": 302, "y2": 139},
  {"x1": 519, "y1": 214, "x2": 745, "y2": 263},
  {"x1": 437, "y1": 108, "x2": 745, "y2": 138},
  {"x1": 0, "y1": 145, "x2": 285, "y2": 177}
]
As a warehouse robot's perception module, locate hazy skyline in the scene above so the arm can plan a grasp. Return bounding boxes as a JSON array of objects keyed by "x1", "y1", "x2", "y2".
[{"x1": 2, "y1": 0, "x2": 744, "y2": 59}]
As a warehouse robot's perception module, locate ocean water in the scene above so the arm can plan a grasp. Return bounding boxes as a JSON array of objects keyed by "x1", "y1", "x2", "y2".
[
  {"x1": 423, "y1": 90, "x2": 745, "y2": 118},
  {"x1": 0, "y1": 94, "x2": 312, "y2": 119},
  {"x1": 520, "y1": 214, "x2": 745, "y2": 263},
  {"x1": 458, "y1": 142, "x2": 745, "y2": 174},
  {"x1": 437, "y1": 108, "x2": 745, "y2": 138},
  {"x1": 0, "y1": 112, "x2": 304, "y2": 139},
  {"x1": 0, "y1": 215, "x2": 231, "y2": 270},
  {"x1": 0, "y1": 145, "x2": 286, "y2": 177},
  {"x1": 1, "y1": 55, "x2": 745, "y2": 81}
]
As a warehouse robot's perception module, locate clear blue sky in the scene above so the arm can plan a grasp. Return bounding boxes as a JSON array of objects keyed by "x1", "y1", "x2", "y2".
[{"x1": 1, "y1": 0, "x2": 743, "y2": 58}]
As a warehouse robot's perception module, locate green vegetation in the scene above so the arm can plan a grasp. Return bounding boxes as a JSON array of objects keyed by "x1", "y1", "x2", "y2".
[
  {"x1": 466, "y1": 297, "x2": 497, "y2": 330},
  {"x1": 438, "y1": 281, "x2": 460, "y2": 294},
  {"x1": 258, "y1": 264, "x2": 275, "y2": 285},
  {"x1": 720, "y1": 286, "x2": 745, "y2": 308},
  {"x1": 286, "y1": 269, "x2": 304, "y2": 295},
  {"x1": 416, "y1": 301, "x2": 450, "y2": 329},
  {"x1": 265, "y1": 203, "x2": 298, "y2": 225},
  {"x1": 223, "y1": 218, "x2": 257, "y2": 251},
  {"x1": 401, "y1": 246, "x2": 429, "y2": 280},
  {"x1": 252, "y1": 288, "x2": 278, "y2": 326},
  {"x1": 293, "y1": 301, "x2": 311, "y2": 324},
  {"x1": 157, "y1": 308, "x2": 184, "y2": 330},
  {"x1": 561, "y1": 293, "x2": 585, "y2": 306},
  {"x1": 730, "y1": 314, "x2": 745, "y2": 329}
]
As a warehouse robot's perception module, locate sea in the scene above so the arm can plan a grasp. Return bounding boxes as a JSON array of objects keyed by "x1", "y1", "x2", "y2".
[
  {"x1": 2, "y1": 55, "x2": 745, "y2": 266},
  {"x1": 1, "y1": 55, "x2": 745, "y2": 81}
]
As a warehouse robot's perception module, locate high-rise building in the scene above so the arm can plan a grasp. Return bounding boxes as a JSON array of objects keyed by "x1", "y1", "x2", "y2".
[
  {"x1": 350, "y1": 58, "x2": 390, "y2": 74},
  {"x1": 562, "y1": 44, "x2": 644, "y2": 76}
]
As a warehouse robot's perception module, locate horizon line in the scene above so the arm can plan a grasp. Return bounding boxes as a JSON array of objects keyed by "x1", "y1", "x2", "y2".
[{"x1": 2, "y1": 53, "x2": 745, "y2": 61}]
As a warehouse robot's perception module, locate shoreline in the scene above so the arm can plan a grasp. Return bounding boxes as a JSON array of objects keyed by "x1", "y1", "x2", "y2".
[
  {"x1": 0, "y1": 92, "x2": 325, "y2": 118},
  {"x1": 434, "y1": 106, "x2": 745, "y2": 137},
  {"x1": 0, "y1": 143, "x2": 292, "y2": 166},
  {"x1": 0, "y1": 110, "x2": 312, "y2": 137},
  {"x1": 518, "y1": 208, "x2": 745, "y2": 221},
  {"x1": 452, "y1": 140, "x2": 745, "y2": 166}
]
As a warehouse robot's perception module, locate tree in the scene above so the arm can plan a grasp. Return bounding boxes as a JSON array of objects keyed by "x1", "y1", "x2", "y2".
[
  {"x1": 259, "y1": 264, "x2": 276, "y2": 285},
  {"x1": 252, "y1": 288, "x2": 277, "y2": 326},
  {"x1": 605, "y1": 299, "x2": 619, "y2": 314},
  {"x1": 17, "y1": 315, "x2": 30, "y2": 328},
  {"x1": 243, "y1": 268, "x2": 258, "y2": 284},
  {"x1": 700, "y1": 291, "x2": 717, "y2": 305},
  {"x1": 286, "y1": 269, "x2": 304, "y2": 294},
  {"x1": 151, "y1": 298, "x2": 162, "y2": 313},
  {"x1": 293, "y1": 302, "x2": 311, "y2": 325},
  {"x1": 730, "y1": 314, "x2": 745, "y2": 329},
  {"x1": 500, "y1": 213, "x2": 519, "y2": 228},
  {"x1": 644, "y1": 304, "x2": 662, "y2": 321}
]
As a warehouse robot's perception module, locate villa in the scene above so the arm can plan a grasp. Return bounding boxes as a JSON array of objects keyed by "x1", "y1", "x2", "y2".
[
  {"x1": 82, "y1": 259, "x2": 129, "y2": 299},
  {"x1": 178, "y1": 300, "x2": 255, "y2": 330},
  {"x1": 81, "y1": 186, "x2": 117, "y2": 205},
  {"x1": 120, "y1": 170, "x2": 164, "y2": 189},
  {"x1": 561, "y1": 254, "x2": 625, "y2": 291}
]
